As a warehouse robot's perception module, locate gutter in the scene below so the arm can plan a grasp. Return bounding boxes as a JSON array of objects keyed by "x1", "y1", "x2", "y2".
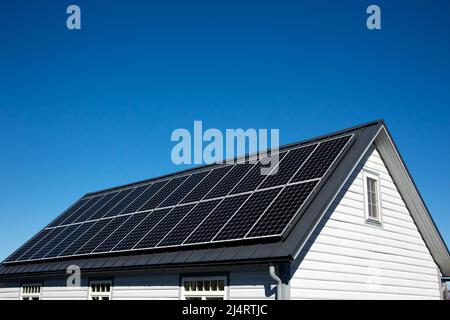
[{"x1": 269, "y1": 262, "x2": 291, "y2": 300}]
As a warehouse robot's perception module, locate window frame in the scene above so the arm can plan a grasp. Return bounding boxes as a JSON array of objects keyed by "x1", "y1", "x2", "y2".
[
  {"x1": 181, "y1": 276, "x2": 228, "y2": 300},
  {"x1": 88, "y1": 280, "x2": 113, "y2": 300},
  {"x1": 20, "y1": 283, "x2": 42, "y2": 300},
  {"x1": 363, "y1": 170, "x2": 382, "y2": 225}
]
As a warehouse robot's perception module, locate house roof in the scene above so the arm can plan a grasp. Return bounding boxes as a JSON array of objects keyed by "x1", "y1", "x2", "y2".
[{"x1": 1, "y1": 120, "x2": 449, "y2": 279}]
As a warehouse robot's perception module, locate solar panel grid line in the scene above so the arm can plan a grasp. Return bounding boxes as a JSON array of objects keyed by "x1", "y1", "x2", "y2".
[
  {"x1": 180, "y1": 165, "x2": 233, "y2": 204},
  {"x1": 41, "y1": 223, "x2": 85, "y2": 259},
  {"x1": 159, "y1": 171, "x2": 210, "y2": 208},
  {"x1": 129, "y1": 208, "x2": 175, "y2": 250},
  {"x1": 183, "y1": 194, "x2": 250, "y2": 245},
  {"x1": 47, "y1": 221, "x2": 95, "y2": 257},
  {"x1": 133, "y1": 204, "x2": 195, "y2": 249},
  {"x1": 285, "y1": 143, "x2": 320, "y2": 185},
  {"x1": 100, "y1": 186, "x2": 144, "y2": 218},
  {"x1": 108, "y1": 210, "x2": 154, "y2": 252},
  {"x1": 258, "y1": 144, "x2": 318, "y2": 190},
  {"x1": 212, "y1": 188, "x2": 282, "y2": 242},
  {"x1": 5, "y1": 228, "x2": 54, "y2": 262},
  {"x1": 228, "y1": 159, "x2": 265, "y2": 195},
  {"x1": 113, "y1": 208, "x2": 172, "y2": 252},
  {"x1": 58, "y1": 219, "x2": 110, "y2": 257},
  {"x1": 139, "y1": 175, "x2": 189, "y2": 211},
  {"x1": 153, "y1": 175, "x2": 192, "y2": 209},
  {"x1": 153, "y1": 203, "x2": 199, "y2": 247},
  {"x1": 133, "y1": 180, "x2": 170, "y2": 212},
  {"x1": 291, "y1": 135, "x2": 353, "y2": 182},
  {"x1": 86, "y1": 190, "x2": 127, "y2": 221},
  {"x1": 156, "y1": 199, "x2": 222, "y2": 248},
  {"x1": 118, "y1": 183, "x2": 158, "y2": 215},
  {"x1": 74, "y1": 216, "x2": 129, "y2": 255},
  {"x1": 120, "y1": 182, "x2": 165, "y2": 215},
  {"x1": 73, "y1": 191, "x2": 121, "y2": 223},
  {"x1": 27, "y1": 226, "x2": 70, "y2": 260},
  {"x1": 18, "y1": 227, "x2": 67, "y2": 261},
  {"x1": 71, "y1": 218, "x2": 114, "y2": 256},
  {"x1": 58, "y1": 195, "x2": 104, "y2": 225},
  {"x1": 90, "y1": 213, "x2": 138, "y2": 253},
  {"x1": 46, "y1": 197, "x2": 89, "y2": 228},
  {"x1": 203, "y1": 163, "x2": 254, "y2": 200},
  {"x1": 244, "y1": 181, "x2": 319, "y2": 239},
  {"x1": 174, "y1": 169, "x2": 214, "y2": 204}
]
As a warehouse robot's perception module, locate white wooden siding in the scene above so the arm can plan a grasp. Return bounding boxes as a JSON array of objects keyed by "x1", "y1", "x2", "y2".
[
  {"x1": 0, "y1": 285, "x2": 20, "y2": 300},
  {"x1": 290, "y1": 146, "x2": 442, "y2": 300}
]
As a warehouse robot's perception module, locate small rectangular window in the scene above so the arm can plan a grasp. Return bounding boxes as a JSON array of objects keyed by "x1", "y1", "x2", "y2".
[
  {"x1": 181, "y1": 276, "x2": 227, "y2": 300},
  {"x1": 363, "y1": 171, "x2": 382, "y2": 223},
  {"x1": 89, "y1": 280, "x2": 112, "y2": 300},
  {"x1": 21, "y1": 284, "x2": 41, "y2": 300}
]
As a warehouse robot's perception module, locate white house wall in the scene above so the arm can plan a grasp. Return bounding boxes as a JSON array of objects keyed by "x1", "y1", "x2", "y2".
[{"x1": 290, "y1": 146, "x2": 442, "y2": 300}]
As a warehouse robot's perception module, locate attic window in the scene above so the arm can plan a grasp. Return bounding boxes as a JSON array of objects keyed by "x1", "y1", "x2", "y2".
[
  {"x1": 21, "y1": 284, "x2": 41, "y2": 300},
  {"x1": 181, "y1": 276, "x2": 227, "y2": 300},
  {"x1": 89, "y1": 281, "x2": 112, "y2": 300},
  {"x1": 363, "y1": 171, "x2": 382, "y2": 223}
]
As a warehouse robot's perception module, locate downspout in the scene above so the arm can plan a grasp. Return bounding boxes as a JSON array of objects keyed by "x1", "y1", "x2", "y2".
[
  {"x1": 269, "y1": 262, "x2": 291, "y2": 300},
  {"x1": 269, "y1": 263, "x2": 282, "y2": 300}
]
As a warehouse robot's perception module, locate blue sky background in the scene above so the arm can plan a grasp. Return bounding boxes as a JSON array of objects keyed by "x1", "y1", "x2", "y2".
[{"x1": 0, "y1": 0, "x2": 449, "y2": 260}]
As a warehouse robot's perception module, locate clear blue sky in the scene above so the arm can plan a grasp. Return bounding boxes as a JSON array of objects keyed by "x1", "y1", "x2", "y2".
[{"x1": 0, "y1": 0, "x2": 449, "y2": 260}]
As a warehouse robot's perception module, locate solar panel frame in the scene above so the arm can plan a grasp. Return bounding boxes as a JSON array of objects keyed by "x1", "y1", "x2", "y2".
[
  {"x1": 60, "y1": 195, "x2": 105, "y2": 225},
  {"x1": 46, "y1": 197, "x2": 90, "y2": 228},
  {"x1": 73, "y1": 192, "x2": 120, "y2": 223},
  {"x1": 45, "y1": 221, "x2": 96, "y2": 257},
  {"x1": 139, "y1": 175, "x2": 189, "y2": 211},
  {"x1": 90, "y1": 188, "x2": 135, "y2": 219}
]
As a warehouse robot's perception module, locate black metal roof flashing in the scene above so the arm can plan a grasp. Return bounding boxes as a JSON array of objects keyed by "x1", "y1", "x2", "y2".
[{"x1": 2, "y1": 120, "x2": 448, "y2": 279}]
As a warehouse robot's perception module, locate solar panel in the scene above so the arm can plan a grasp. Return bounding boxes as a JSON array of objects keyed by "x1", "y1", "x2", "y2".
[
  {"x1": 62, "y1": 196, "x2": 104, "y2": 225},
  {"x1": 6, "y1": 132, "x2": 354, "y2": 263},
  {"x1": 158, "y1": 199, "x2": 221, "y2": 247},
  {"x1": 73, "y1": 192, "x2": 118, "y2": 223},
  {"x1": 59, "y1": 219, "x2": 110, "y2": 257},
  {"x1": 75, "y1": 216, "x2": 129, "y2": 255},
  {"x1": 180, "y1": 166, "x2": 233, "y2": 204},
  {"x1": 159, "y1": 171, "x2": 209, "y2": 207},
  {"x1": 93, "y1": 212, "x2": 148, "y2": 253},
  {"x1": 230, "y1": 154, "x2": 288, "y2": 194},
  {"x1": 204, "y1": 164, "x2": 254, "y2": 199},
  {"x1": 113, "y1": 209, "x2": 171, "y2": 251},
  {"x1": 247, "y1": 181, "x2": 319, "y2": 238},
  {"x1": 258, "y1": 144, "x2": 317, "y2": 189},
  {"x1": 139, "y1": 176, "x2": 189, "y2": 211},
  {"x1": 213, "y1": 188, "x2": 282, "y2": 241},
  {"x1": 291, "y1": 135, "x2": 351, "y2": 182},
  {"x1": 47, "y1": 197, "x2": 90, "y2": 227},
  {"x1": 134, "y1": 204, "x2": 195, "y2": 249},
  {"x1": 119, "y1": 181, "x2": 165, "y2": 215},
  {"x1": 47, "y1": 221, "x2": 95, "y2": 257},
  {"x1": 101, "y1": 186, "x2": 147, "y2": 218},
  {"x1": 4, "y1": 229, "x2": 53, "y2": 262}
]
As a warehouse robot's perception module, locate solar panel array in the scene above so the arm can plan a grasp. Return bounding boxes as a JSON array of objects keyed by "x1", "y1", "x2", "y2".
[{"x1": 4, "y1": 134, "x2": 353, "y2": 263}]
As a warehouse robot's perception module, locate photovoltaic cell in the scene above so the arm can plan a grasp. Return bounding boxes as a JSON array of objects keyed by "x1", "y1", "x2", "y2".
[
  {"x1": 92, "y1": 188, "x2": 133, "y2": 219},
  {"x1": 291, "y1": 135, "x2": 351, "y2": 182},
  {"x1": 102, "y1": 186, "x2": 147, "y2": 218},
  {"x1": 62, "y1": 196, "x2": 104, "y2": 225},
  {"x1": 73, "y1": 192, "x2": 118, "y2": 223},
  {"x1": 4, "y1": 229, "x2": 54, "y2": 262},
  {"x1": 59, "y1": 219, "x2": 110, "y2": 257},
  {"x1": 158, "y1": 200, "x2": 221, "y2": 247},
  {"x1": 213, "y1": 188, "x2": 282, "y2": 241},
  {"x1": 48, "y1": 198, "x2": 90, "y2": 227},
  {"x1": 247, "y1": 181, "x2": 318, "y2": 238},
  {"x1": 17, "y1": 227, "x2": 66, "y2": 261},
  {"x1": 113, "y1": 209, "x2": 171, "y2": 251},
  {"x1": 46, "y1": 221, "x2": 95, "y2": 257},
  {"x1": 93, "y1": 212, "x2": 148, "y2": 253},
  {"x1": 75, "y1": 216, "x2": 128, "y2": 255},
  {"x1": 230, "y1": 153, "x2": 287, "y2": 194},
  {"x1": 159, "y1": 171, "x2": 209, "y2": 207},
  {"x1": 42, "y1": 224, "x2": 84, "y2": 258},
  {"x1": 134, "y1": 204, "x2": 195, "y2": 249},
  {"x1": 139, "y1": 176, "x2": 189, "y2": 211},
  {"x1": 204, "y1": 164, "x2": 254, "y2": 199},
  {"x1": 120, "y1": 181, "x2": 166, "y2": 215},
  {"x1": 31, "y1": 225, "x2": 80, "y2": 260},
  {"x1": 180, "y1": 166, "x2": 233, "y2": 204},
  {"x1": 258, "y1": 144, "x2": 317, "y2": 189},
  {"x1": 184, "y1": 194, "x2": 250, "y2": 244}
]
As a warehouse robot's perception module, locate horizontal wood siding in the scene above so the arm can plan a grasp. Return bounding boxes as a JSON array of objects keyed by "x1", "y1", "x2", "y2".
[
  {"x1": 0, "y1": 284, "x2": 20, "y2": 300},
  {"x1": 112, "y1": 274, "x2": 179, "y2": 300},
  {"x1": 291, "y1": 147, "x2": 442, "y2": 300}
]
